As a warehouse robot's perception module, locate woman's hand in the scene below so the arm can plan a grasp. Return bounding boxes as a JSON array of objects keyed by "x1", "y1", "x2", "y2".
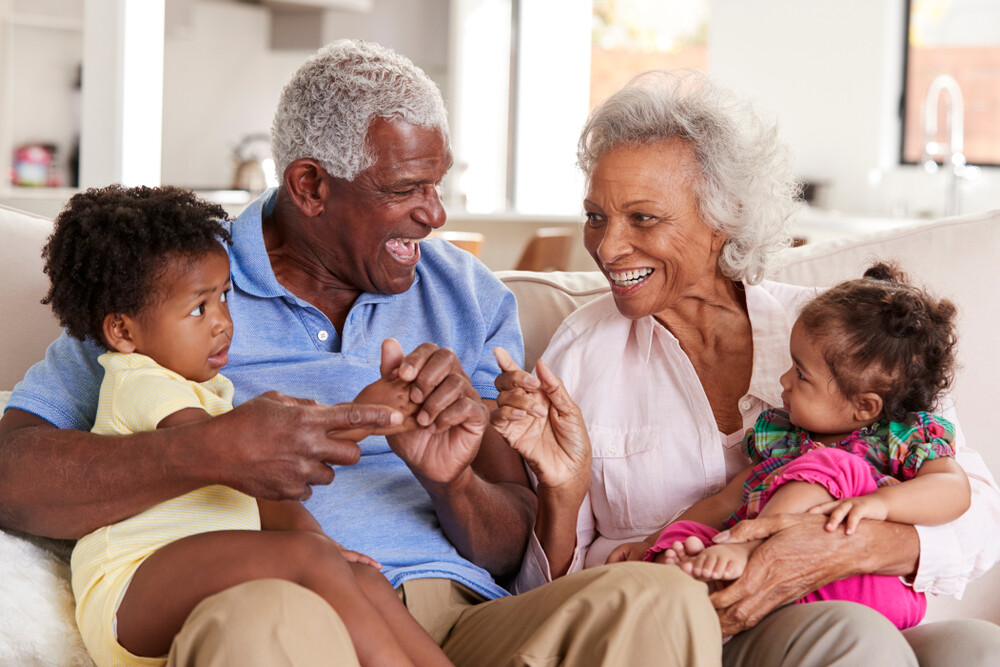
[{"x1": 491, "y1": 348, "x2": 591, "y2": 497}]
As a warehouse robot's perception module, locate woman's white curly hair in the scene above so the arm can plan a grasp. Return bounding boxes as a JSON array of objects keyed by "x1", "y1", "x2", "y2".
[
  {"x1": 271, "y1": 39, "x2": 449, "y2": 182},
  {"x1": 578, "y1": 70, "x2": 800, "y2": 284}
]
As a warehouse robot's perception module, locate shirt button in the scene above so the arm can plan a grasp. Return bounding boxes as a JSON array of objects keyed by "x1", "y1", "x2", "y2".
[
  {"x1": 317, "y1": 330, "x2": 329, "y2": 341},
  {"x1": 740, "y1": 398, "x2": 753, "y2": 411},
  {"x1": 608, "y1": 445, "x2": 618, "y2": 454}
]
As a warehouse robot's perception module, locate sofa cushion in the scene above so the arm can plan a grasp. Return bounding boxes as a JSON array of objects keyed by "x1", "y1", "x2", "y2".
[
  {"x1": 0, "y1": 205, "x2": 62, "y2": 390},
  {"x1": 494, "y1": 271, "x2": 609, "y2": 371}
]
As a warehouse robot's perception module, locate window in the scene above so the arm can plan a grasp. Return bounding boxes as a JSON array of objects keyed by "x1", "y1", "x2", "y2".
[
  {"x1": 901, "y1": 0, "x2": 1000, "y2": 167},
  {"x1": 590, "y1": 0, "x2": 709, "y2": 109}
]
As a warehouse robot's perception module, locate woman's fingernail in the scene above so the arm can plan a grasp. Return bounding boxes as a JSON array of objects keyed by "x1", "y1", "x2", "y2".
[
  {"x1": 713, "y1": 530, "x2": 730, "y2": 543},
  {"x1": 532, "y1": 405, "x2": 547, "y2": 418}
]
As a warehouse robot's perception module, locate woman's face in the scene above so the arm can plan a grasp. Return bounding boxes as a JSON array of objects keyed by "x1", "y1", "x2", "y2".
[{"x1": 583, "y1": 138, "x2": 727, "y2": 321}]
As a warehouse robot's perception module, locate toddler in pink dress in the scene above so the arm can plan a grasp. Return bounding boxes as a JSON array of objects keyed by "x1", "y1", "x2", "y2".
[{"x1": 643, "y1": 263, "x2": 970, "y2": 630}]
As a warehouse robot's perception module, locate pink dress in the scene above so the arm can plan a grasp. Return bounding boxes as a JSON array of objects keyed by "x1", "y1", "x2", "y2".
[{"x1": 645, "y1": 409, "x2": 956, "y2": 630}]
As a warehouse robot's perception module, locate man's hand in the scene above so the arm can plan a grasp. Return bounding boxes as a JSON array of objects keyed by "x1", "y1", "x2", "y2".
[
  {"x1": 203, "y1": 391, "x2": 403, "y2": 501},
  {"x1": 380, "y1": 339, "x2": 488, "y2": 486},
  {"x1": 707, "y1": 513, "x2": 918, "y2": 636}
]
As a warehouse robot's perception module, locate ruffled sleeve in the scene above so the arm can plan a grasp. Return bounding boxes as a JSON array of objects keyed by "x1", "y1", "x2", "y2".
[{"x1": 887, "y1": 412, "x2": 956, "y2": 481}]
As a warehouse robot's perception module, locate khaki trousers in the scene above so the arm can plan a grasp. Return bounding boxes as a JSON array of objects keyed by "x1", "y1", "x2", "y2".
[{"x1": 167, "y1": 574, "x2": 1000, "y2": 666}]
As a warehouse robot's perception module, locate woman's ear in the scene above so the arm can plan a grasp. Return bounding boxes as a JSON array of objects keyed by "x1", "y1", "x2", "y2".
[
  {"x1": 282, "y1": 158, "x2": 329, "y2": 218},
  {"x1": 852, "y1": 392, "x2": 884, "y2": 423},
  {"x1": 102, "y1": 313, "x2": 138, "y2": 354}
]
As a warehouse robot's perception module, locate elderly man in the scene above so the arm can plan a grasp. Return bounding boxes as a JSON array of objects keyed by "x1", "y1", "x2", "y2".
[{"x1": 0, "y1": 40, "x2": 717, "y2": 665}]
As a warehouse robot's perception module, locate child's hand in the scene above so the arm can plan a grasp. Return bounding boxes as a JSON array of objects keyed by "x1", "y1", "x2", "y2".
[
  {"x1": 329, "y1": 538, "x2": 382, "y2": 569},
  {"x1": 334, "y1": 375, "x2": 421, "y2": 441},
  {"x1": 605, "y1": 539, "x2": 655, "y2": 564},
  {"x1": 808, "y1": 494, "x2": 889, "y2": 535}
]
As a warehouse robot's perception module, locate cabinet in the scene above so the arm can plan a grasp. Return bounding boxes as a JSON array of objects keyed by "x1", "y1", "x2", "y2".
[{"x1": 0, "y1": 0, "x2": 82, "y2": 205}]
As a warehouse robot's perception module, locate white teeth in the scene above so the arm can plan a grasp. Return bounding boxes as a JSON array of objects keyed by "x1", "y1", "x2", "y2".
[{"x1": 608, "y1": 268, "x2": 653, "y2": 286}]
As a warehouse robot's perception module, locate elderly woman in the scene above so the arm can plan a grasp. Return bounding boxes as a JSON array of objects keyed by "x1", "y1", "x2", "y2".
[{"x1": 493, "y1": 71, "x2": 1000, "y2": 667}]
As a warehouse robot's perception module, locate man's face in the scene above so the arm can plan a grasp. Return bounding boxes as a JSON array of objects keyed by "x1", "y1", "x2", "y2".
[{"x1": 321, "y1": 118, "x2": 452, "y2": 296}]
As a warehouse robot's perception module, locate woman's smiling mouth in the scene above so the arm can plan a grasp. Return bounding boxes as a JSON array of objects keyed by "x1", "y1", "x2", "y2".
[{"x1": 608, "y1": 267, "x2": 654, "y2": 288}]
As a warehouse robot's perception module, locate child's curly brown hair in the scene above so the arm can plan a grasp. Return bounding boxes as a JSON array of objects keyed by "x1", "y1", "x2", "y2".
[
  {"x1": 41, "y1": 185, "x2": 232, "y2": 346},
  {"x1": 797, "y1": 262, "x2": 958, "y2": 422}
]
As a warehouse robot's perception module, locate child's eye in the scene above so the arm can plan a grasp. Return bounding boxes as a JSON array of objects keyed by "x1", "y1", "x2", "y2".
[
  {"x1": 220, "y1": 290, "x2": 228, "y2": 304},
  {"x1": 189, "y1": 304, "x2": 205, "y2": 317},
  {"x1": 795, "y1": 367, "x2": 805, "y2": 381}
]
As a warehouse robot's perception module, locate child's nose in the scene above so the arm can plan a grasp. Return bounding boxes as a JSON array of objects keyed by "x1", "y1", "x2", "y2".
[{"x1": 779, "y1": 368, "x2": 792, "y2": 390}]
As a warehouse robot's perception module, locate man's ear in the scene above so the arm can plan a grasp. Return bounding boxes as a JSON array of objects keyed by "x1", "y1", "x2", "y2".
[
  {"x1": 102, "y1": 313, "x2": 138, "y2": 354},
  {"x1": 852, "y1": 392, "x2": 883, "y2": 423},
  {"x1": 282, "y1": 159, "x2": 329, "y2": 218}
]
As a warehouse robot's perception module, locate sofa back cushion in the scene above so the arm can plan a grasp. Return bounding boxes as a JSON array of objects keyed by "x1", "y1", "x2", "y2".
[{"x1": 0, "y1": 205, "x2": 62, "y2": 390}]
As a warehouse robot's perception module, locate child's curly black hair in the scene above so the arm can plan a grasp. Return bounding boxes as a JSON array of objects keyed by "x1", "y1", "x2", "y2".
[
  {"x1": 42, "y1": 185, "x2": 232, "y2": 346},
  {"x1": 797, "y1": 262, "x2": 958, "y2": 422}
]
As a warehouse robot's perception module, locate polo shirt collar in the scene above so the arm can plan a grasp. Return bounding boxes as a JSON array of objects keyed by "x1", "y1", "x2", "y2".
[{"x1": 229, "y1": 188, "x2": 288, "y2": 299}]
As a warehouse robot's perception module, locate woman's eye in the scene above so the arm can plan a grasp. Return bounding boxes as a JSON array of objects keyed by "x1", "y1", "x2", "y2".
[
  {"x1": 632, "y1": 213, "x2": 654, "y2": 224},
  {"x1": 189, "y1": 304, "x2": 205, "y2": 317},
  {"x1": 584, "y1": 212, "x2": 604, "y2": 228},
  {"x1": 220, "y1": 290, "x2": 228, "y2": 303}
]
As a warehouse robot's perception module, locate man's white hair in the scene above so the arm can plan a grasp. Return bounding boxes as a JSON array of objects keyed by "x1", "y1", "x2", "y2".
[{"x1": 271, "y1": 39, "x2": 449, "y2": 182}]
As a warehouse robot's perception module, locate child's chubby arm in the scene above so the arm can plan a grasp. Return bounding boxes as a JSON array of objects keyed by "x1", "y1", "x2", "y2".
[
  {"x1": 606, "y1": 465, "x2": 754, "y2": 563},
  {"x1": 810, "y1": 456, "x2": 971, "y2": 534}
]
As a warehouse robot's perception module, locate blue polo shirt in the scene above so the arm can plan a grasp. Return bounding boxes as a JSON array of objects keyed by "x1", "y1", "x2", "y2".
[{"x1": 8, "y1": 188, "x2": 524, "y2": 600}]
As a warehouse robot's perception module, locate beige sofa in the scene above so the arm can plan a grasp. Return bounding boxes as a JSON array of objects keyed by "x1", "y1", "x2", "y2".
[{"x1": 1, "y1": 203, "x2": 998, "y2": 663}]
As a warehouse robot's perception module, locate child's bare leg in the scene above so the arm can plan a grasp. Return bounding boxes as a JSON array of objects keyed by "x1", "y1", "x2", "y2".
[
  {"x1": 684, "y1": 481, "x2": 835, "y2": 581},
  {"x1": 116, "y1": 530, "x2": 420, "y2": 667},
  {"x1": 349, "y1": 563, "x2": 452, "y2": 667}
]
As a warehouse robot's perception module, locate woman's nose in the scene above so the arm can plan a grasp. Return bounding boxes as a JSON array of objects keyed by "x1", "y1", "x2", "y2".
[{"x1": 593, "y1": 220, "x2": 630, "y2": 265}]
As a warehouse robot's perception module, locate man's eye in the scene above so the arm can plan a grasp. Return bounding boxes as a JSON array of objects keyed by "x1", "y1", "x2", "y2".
[{"x1": 189, "y1": 304, "x2": 205, "y2": 317}]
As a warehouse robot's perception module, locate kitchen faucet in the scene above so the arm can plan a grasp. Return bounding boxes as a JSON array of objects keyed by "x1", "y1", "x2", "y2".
[{"x1": 920, "y1": 74, "x2": 966, "y2": 216}]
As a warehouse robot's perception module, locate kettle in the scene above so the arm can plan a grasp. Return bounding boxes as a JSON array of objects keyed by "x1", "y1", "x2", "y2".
[{"x1": 231, "y1": 133, "x2": 276, "y2": 193}]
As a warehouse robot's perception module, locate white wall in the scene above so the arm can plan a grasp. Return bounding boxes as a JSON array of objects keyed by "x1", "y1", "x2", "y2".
[
  {"x1": 159, "y1": 0, "x2": 448, "y2": 191},
  {"x1": 709, "y1": 0, "x2": 1000, "y2": 217}
]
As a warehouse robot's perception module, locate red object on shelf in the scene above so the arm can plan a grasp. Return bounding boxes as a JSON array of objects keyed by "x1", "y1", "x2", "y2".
[{"x1": 12, "y1": 144, "x2": 61, "y2": 187}]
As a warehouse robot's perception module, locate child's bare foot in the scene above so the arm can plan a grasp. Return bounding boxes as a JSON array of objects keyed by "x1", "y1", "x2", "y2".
[
  {"x1": 655, "y1": 535, "x2": 708, "y2": 566},
  {"x1": 681, "y1": 542, "x2": 755, "y2": 581}
]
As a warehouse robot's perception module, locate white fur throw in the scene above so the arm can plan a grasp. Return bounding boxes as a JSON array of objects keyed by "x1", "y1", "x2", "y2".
[
  {"x1": 0, "y1": 530, "x2": 93, "y2": 666},
  {"x1": 0, "y1": 391, "x2": 93, "y2": 665}
]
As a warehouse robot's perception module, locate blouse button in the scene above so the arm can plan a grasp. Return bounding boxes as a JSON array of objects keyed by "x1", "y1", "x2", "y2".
[
  {"x1": 739, "y1": 398, "x2": 753, "y2": 411},
  {"x1": 317, "y1": 330, "x2": 329, "y2": 341},
  {"x1": 608, "y1": 445, "x2": 618, "y2": 454}
]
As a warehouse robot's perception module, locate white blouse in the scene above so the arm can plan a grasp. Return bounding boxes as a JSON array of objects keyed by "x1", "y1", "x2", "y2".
[{"x1": 514, "y1": 281, "x2": 1000, "y2": 599}]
